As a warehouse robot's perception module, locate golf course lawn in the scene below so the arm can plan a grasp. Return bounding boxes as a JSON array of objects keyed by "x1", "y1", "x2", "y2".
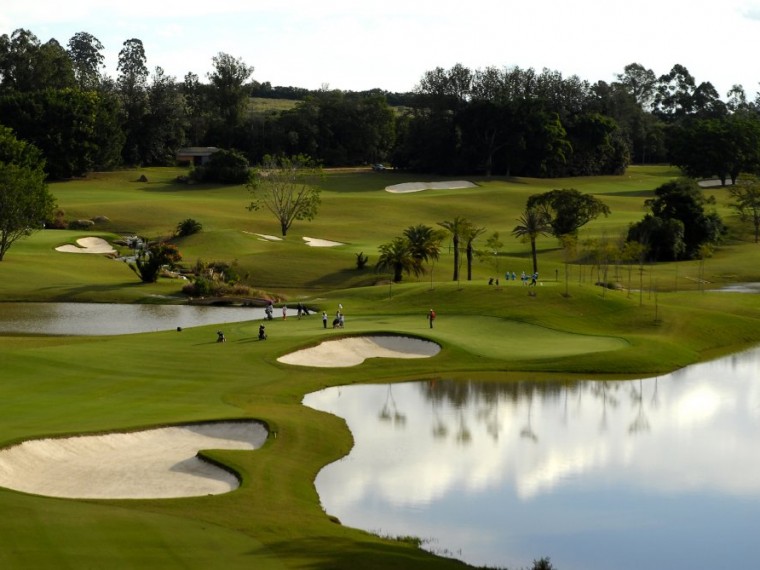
[{"x1": 1, "y1": 165, "x2": 760, "y2": 568}]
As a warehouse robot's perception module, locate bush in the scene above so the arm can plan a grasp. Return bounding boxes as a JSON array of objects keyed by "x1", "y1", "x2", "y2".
[
  {"x1": 191, "y1": 149, "x2": 250, "y2": 184},
  {"x1": 46, "y1": 209, "x2": 67, "y2": 229},
  {"x1": 129, "y1": 241, "x2": 182, "y2": 283},
  {"x1": 175, "y1": 218, "x2": 202, "y2": 237},
  {"x1": 67, "y1": 219, "x2": 94, "y2": 230}
]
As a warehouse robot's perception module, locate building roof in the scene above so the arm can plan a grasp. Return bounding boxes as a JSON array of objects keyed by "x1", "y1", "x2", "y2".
[{"x1": 176, "y1": 147, "x2": 220, "y2": 157}]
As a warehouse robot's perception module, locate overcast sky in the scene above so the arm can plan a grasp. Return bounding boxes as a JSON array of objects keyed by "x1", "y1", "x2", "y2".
[{"x1": 4, "y1": 0, "x2": 760, "y2": 98}]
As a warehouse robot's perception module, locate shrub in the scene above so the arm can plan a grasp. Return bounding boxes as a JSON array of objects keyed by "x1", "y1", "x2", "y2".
[
  {"x1": 129, "y1": 241, "x2": 182, "y2": 283},
  {"x1": 175, "y1": 218, "x2": 202, "y2": 237},
  {"x1": 67, "y1": 219, "x2": 94, "y2": 230},
  {"x1": 46, "y1": 209, "x2": 67, "y2": 229},
  {"x1": 356, "y1": 251, "x2": 369, "y2": 270},
  {"x1": 191, "y1": 149, "x2": 250, "y2": 184}
]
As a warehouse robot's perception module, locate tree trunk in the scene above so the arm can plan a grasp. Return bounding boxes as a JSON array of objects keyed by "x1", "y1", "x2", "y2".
[
  {"x1": 466, "y1": 244, "x2": 473, "y2": 281},
  {"x1": 530, "y1": 238, "x2": 538, "y2": 273},
  {"x1": 452, "y1": 236, "x2": 459, "y2": 281}
]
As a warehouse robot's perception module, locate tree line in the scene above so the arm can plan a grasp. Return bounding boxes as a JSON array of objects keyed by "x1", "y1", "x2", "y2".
[{"x1": 5, "y1": 28, "x2": 760, "y2": 182}]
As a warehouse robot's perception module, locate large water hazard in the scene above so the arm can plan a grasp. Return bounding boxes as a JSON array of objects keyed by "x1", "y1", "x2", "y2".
[
  {"x1": 0, "y1": 302, "x2": 267, "y2": 335},
  {"x1": 304, "y1": 347, "x2": 760, "y2": 570}
]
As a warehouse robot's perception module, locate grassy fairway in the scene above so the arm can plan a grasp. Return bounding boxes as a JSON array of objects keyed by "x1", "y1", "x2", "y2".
[{"x1": 1, "y1": 166, "x2": 760, "y2": 568}]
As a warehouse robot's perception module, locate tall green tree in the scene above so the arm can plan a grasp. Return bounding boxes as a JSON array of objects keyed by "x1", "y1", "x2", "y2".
[
  {"x1": 142, "y1": 67, "x2": 187, "y2": 165},
  {"x1": 728, "y1": 174, "x2": 760, "y2": 243},
  {"x1": 615, "y1": 63, "x2": 657, "y2": 109},
  {"x1": 66, "y1": 32, "x2": 105, "y2": 90},
  {"x1": 0, "y1": 29, "x2": 75, "y2": 93},
  {"x1": 0, "y1": 88, "x2": 124, "y2": 178},
  {"x1": 403, "y1": 224, "x2": 444, "y2": 271},
  {"x1": 463, "y1": 224, "x2": 486, "y2": 281},
  {"x1": 117, "y1": 38, "x2": 149, "y2": 165},
  {"x1": 247, "y1": 154, "x2": 322, "y2": 236},
  {"x1": 438, "y1": 216, "x2": 469, "y2": 282},
  {"x1": 512, "y1": 206, "x2": 553, "y2": 274},
  {"x1": 207, "y1": 52, "x2": 254, "y2": 139},
  {"x1": 628, "y1": 178, "x2": 725, "y2": 260},
  {"x1": 375, "y1": 236, "x2": 422, "y2": 283},
  {"x1": 527, "y1": 188, "x2": 611, "y2": 238},
  {"x1": 0, "y1": 127, "x2": 55, "y2": 260}
]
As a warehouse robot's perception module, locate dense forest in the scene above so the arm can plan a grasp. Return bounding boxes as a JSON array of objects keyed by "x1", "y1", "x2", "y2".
[{"x1": 3, "y1": 27, "x2": 760, "y2": 181}]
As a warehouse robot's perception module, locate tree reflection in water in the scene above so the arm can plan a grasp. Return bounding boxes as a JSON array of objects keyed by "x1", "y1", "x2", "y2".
[
  {"x1": 303, "y1": 347, "x2": 760, "y2": 570},
  {"x1": 378, "y1": 385, "x2": 406, "y2": 427},
  {"x1": 628, "y1": 378, "x2": 651, "y2": 434}
]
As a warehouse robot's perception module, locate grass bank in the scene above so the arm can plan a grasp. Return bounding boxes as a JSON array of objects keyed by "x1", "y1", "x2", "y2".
[{"x1": 1, "y1": 165, "x2": 760, "y2": 568}]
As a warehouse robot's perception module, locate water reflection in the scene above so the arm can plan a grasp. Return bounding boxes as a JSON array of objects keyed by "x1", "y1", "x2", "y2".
[
  {"x1": 303, "y1": 347, "x2": 760, "y2": 570},
  {"x1": 0, "y1": 302, "x2": 266, "y2": 335}
]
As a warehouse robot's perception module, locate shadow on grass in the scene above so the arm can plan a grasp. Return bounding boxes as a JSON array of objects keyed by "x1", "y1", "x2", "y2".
[
  {"x1": 603, "y1": 189, "x2": 655, "y2": 197},
  {"x1": 262, "y1": 535, "x2": 469, "y2": 570},
  {"x1": 305, "y1": 269, "x2": 382, "y2": 289},
  {"x1": 40, "y1": 281, "x2": 183, "y2": 303}
]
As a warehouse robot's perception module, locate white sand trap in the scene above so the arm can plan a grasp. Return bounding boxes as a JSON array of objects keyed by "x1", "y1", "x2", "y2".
[
  {"x1": 55, "y1": 237, "x2": 116, "y2": 254},
  {"x1": 278, "y1": 335, "x2": 440, "y2": 367},
  {"x1": 0, "y1": 421, "x2": 268, "y2": 499},
  {"x1": 303, "y1": 237, "x2": 344, "y2": 247},
  {"x1": 255, "y1": 233, "x2": 283, "y2": 241},
  {"x1": 385, "y1": 180, "x2": 477, "y2": 193}
]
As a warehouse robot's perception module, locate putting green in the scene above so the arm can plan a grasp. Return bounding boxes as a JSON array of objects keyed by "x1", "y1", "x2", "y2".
[{"x1": 429, "y1": 315, "x2": 627, "y2": 360}]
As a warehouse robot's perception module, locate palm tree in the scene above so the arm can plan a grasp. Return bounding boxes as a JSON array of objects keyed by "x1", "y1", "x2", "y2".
[
  {"x1": 438, "y1": 216, "x2": 469, "y2": 282},
  {"x1": 512, "y1": 206, "x2": 552, "y2": 274},
  {"x1": 375, "y1": 237, "x2": 423, "y2": 283},
  {"x1": 463, "y1": 224, "x2": 486, "y2": 281},
  {"x1": 403, "y1": 224, "x2": 444, "y2": 271}
]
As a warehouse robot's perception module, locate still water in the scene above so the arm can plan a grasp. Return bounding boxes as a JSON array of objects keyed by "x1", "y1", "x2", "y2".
[
  {"x1": 0, "y1": 302, "x2": 266, "y2": 335},
  {"x1": 303, "y1": 348, "x2": 760, "y2": 570}
]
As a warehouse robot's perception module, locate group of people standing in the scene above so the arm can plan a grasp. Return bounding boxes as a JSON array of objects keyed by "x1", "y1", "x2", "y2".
[
  {"x1": 324, "y1": 303, "x2": 344, "y2": 329},
  {"x1": 488, "y1": 271, "x2": 540, "y2": 287},
  {"x1": 219, "y1": 301, "x2": 439, "y2": 343}
]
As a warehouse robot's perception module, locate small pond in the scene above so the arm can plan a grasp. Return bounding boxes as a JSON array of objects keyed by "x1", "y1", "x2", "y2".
[
  {"x1": 303, "y1": 347, "x2": 760, "y2": 570},
  {"x1": 0, "y1": 302, "x2": 267, "y2": 335}
]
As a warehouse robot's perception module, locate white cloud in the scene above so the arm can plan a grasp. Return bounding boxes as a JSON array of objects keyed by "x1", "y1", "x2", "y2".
[{"x1": 5, "y1": 0, "x2": 760, "y2": 94}]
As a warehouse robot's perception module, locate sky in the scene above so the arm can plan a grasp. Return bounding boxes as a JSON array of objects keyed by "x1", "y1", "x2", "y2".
[{"x1": 4, "y1": 0, "x2": 760, "y2": 98}]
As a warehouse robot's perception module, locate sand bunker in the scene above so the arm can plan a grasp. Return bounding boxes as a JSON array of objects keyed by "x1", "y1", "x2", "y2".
[
  {"x1": 303, "y1": 237, "x2": 344, "y2": 247},
  {"x1": 385, "y1": 181, "x2": 477, "y2": 193},
  {"x1": 253, "y1": 233, "x2": 283, "y2": 241},
  {"x1": 0, "y1": 421, "x2": 267, "y2": 499},
  {"x1": 277, "y1": 335, "x2": 440, "y2": 367},
  {"x1": 55, "y1": 237, "x2": 116, "y2": 254}
]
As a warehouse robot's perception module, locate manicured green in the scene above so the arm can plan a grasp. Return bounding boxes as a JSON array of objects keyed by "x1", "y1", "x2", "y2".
[{"x1": 1, "y1": 166, "x2": 760, "y2": 569}]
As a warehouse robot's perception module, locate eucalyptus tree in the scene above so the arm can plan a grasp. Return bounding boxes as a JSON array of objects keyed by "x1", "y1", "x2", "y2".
[
  {"x1": 142, "y1": 67, "x2": 187, "y2": 165},
  {"x1": 117, "y1": 38, "x2": 149, "y2": 164},
  {"x1": 0, "y1": 29, "x2": 75, "y2": 93},
  {"x1": 67, "y1": 32, "x2": 105, "y2": 90},
  {"x1": 207, "y1": 52, "x2": 254, "y2": 136},
  {"x1": 512, "y1": 206, "x2": 552, "y2": 274},
  {"x1": 614, "y1": 63, "x2": 657, "y2": 109},
  {"x1": 182, "y1": 72, "x2": 211, "y2": 145}
]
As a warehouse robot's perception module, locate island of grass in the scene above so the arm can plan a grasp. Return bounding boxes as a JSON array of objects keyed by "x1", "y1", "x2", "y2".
[{"x1": 2, "y1": 165, "x2": 760, "y2": 569}]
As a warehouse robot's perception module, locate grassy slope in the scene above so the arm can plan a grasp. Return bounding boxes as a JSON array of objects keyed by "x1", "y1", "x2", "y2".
[{"x1": 1, "y1": 166, "x2": 760, "y2": 568}]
